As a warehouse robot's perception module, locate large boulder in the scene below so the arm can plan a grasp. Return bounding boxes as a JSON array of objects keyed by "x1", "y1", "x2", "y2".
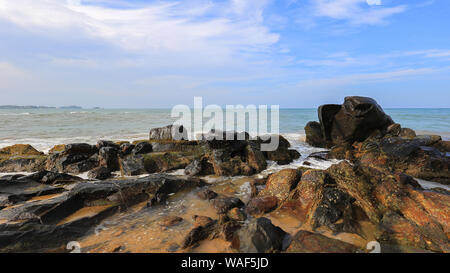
[
  {"x1": 149, "y1": 125, "x2": 187, "y2": 141},
  {"x1": 305, "y1": 96, "x2": 394, "y2": 148},
  {"x1": 45, "y1": 143, "x2": 99, "y2": 174},
  {"x1": 259, "y1": 169, "x2": 301, "y2": 202},
  {"x1": 234, "y1": 217, "x2": 289, "y2": 253},
  {"x1": 0, "y1": 144, "x2": 46, "y2": 172}
]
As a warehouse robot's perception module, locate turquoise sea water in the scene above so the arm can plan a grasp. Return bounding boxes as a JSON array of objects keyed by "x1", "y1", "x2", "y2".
[{"x1": 0, "y1": 108, "x2": 449, "y2": 152}]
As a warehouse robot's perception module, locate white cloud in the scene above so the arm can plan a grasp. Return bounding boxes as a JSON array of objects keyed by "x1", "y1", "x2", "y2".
[
  {"x1": 297, "y1": 68, "x2": 437, "y2": 89},
  {"x1": 0, "y1": 62, "x2": 31, "y2": 88},
  {"x1": 0, "y1": 0, "x2": 278, "y2": 55},
  {"x1": 312, "y1": 0, "x2": 407, "y2": 25}
]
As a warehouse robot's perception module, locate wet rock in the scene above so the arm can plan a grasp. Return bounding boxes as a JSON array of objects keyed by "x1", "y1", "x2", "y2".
[
  {"x1": 182, "y1": 215, "x2": 217, "y2": 249},
  {"x1": 234, "y1": 217, "x2": 289, "y2": 253},
  {"x1": 0, "y1": 178, "x2": 65, "y2": 204},
  {"x1": 19, "y1": 171, "x2": 83, "y2": 184},
  {"x1": 119, "y1": 143, "x2": 135, "y2": 156},
  {"x1": 307, "y1": 151, "x2": 329, "y2": 161},
  {"x1": 143, "y1": 152, "x2": 199, "y2": 173},
  {"x1": 312, "y1": 187, "x2": 358, "y2": 235},
  {"x1": 149, "y1": 125, "x2": 187, "y2": 141},
  {"x1": 286, "y1": 230, "x2": 359, "y2": 253},
  {"x1": 245, "y1": 143, "x2": 267, "y2": 173},
  {"x1": 399, "y1": 128, "x2": 417, "y2": 139},
  {"x1": 71, "y1": 174, "x2": 204, "y2": 208},
  {"x1": 96, "y1": 140, "x2": 120, "y2": 150},
  {"x1": 0, "y1": 156, "x2": 47, "y2": 172},
  {"x1": 306, "y1": 97, "x2": 394, "y2": 148},
  {"x1": 259, "y1": 169, "x2": 301, "y2": 202},
  {"x1": 45, "y1": 143, "x2": 99, "y2": 174},
  {"x1": 209, "y1": 150, "x2": 253, "y2": 176},
  {"x1": 0, "y1": 144, "x2": 43, "y2": 156},
  {"x1": 159, "y1": 216, "x2": 183, "y2": 227},
  {"x1": 212, "y1": 196, "x2": 245, "y2": 214},
  {"x1": 119, "y1": 155, "x2": 146, "y2": 176},
  {"x1": 246, "y1": 196, "x2": 278, "y2": 215},
  {"x1": 185, "y1": 158, "x2": 215, "y2": 176},
  {"x1": 227, "y1": 207, "x2": 247, "y2": 221},
  {"x1": 132, "y1": 142, "x2": 153, "y2": 155},
  {"x1": 305, "y1": 121, "x2": 326, "y2": 148},
  {"x1": 98, "y1": 147, "x2": 120, "y2": 171},
  {"x1": 196, "y1": 189, "x2": 218, "y2": 200},
  {"x1": 386, "y1": 123, "x2": 402, "y2": 136},
  {"x1": 87, "y1": 166, "x2": 112, "y2": 180}
]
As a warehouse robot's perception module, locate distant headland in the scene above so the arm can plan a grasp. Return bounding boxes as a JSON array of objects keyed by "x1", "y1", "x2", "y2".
[{"x1": 0, "y1": 105, "x2": 83, "y2": 109}]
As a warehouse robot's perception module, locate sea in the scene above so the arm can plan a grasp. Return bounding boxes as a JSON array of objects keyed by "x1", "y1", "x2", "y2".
[{"x1": 0, "y1": 108, "x2": 449, "y2": 189}]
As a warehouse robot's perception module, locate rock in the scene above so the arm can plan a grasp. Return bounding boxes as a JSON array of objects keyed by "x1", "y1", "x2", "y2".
[
  {"x1": 286, "y1": 230, "x2": 359, "y2": 253},
  {"x1": 45, "y1": 143, "x2": 99, "y2": 174},
  {"x1": 305, "y1": 121, "x2": 326, "y2": 148},
  {"x1": 306, "y1": 97, "x2": 394, "y2": 148},
  {"x1": 119, "y1": 143, "x2": 135, "y2": 156},
  {"x1": 184, "y1": 158, "x2": 215, "y2": 176},
  {"x1": 246, "y1": 196, "x2": 278, "y2": 215},
  {"x1": 212, "y1": 196, "x2": 244, "y2": 214},
  {"x1": 182, "y1": 215, "x2": 217, "y2": 249},
  {"x1": 245, "y1": 143, "x2": 267, "y2": 173},
  {"x1": 88, "y1": 166, "x2": 112, "y2": 180},
  {"x1": 96, "y1": 140, "x2": 120, "y2": 150},
  {"x1": 386, "y1": 123, "x2": 402, "y2": 136},
  {"x1": 119, "y1": 155, "x2": 146, "y2": 176},
  {"x1": 132, "y1": 142, "x2": 153, "y2": 155},
  {"x1": 307, "y1": 151, "x2": 329, "y2": 161},
  {"x1": 209, "y1": 150, "x2": 253, "y2": 176},
  {"x1": 19, "y1": 171, "x2": 83, "y2": 184},
  {"x1": 399, "y1": 128, "x2": 417, "y2": 139},
  {"x1": 70, "y1": 174, "x2": 204, "y2": 208},
  {"x1": 312, "y1": 187, "x2": 357, "y2": 235},
  {"x1": 259, "y1": 169, "x2": 301, "y2": 202},
  {"x1": 143, "y1": 152, "x2": 199, "y2": 173},
  {"x1": 149, "y1": 125, "x2": 187, "y2": 141},
  {"x1": 0, "y1": 155, "x2": 47, "y2": 172},
  {"x1": 227, "y1": 208, "x2": 247, "y2": 221},
  {"x1": 48, "y1": 144, "x2": 66, "y2": 154},
  {"x1": 234, "y1": 217, "x2": 289, "y2": 253},
  {"x1": 98, "y1": 147, "x2": 119, "y2": 171},
  {"x1": 0, "y1": 144, "x2": 43, "y2": 156},
  {"x1": 0, "y1": 178, "x2": 65, "y2": 204},
  {"x1": 159, "y1": 216, "x2": 183, "y2": 227},
  {"x1": 196, "y1": 189, "x2": 218, "y2": 200}
]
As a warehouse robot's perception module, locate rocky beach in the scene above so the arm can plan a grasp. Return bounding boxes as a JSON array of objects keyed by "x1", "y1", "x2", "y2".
[{"x1": 0, "y1": 97, "x2": 448, "y2": 253}]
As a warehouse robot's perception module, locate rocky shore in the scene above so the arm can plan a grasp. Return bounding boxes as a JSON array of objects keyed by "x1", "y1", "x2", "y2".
[{"x1": 0, "y1": 96, "x2": 448, "y2": 253}]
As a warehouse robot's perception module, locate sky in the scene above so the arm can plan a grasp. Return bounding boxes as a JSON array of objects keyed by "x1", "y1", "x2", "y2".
[{"x1": 0, "y1": 0, "x2": 449, "y2": 108}]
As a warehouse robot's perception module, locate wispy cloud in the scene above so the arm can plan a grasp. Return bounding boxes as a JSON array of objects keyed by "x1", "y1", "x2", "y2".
[
  {"x1": 297, "y1": 68, "x2": 439, "y2": 89},
  {"x1": 0, "y1": 0, "x2": 278, "y2": 55},
  {"x1": 311, "y1": 0, "x2": 407, "y2": 25}
]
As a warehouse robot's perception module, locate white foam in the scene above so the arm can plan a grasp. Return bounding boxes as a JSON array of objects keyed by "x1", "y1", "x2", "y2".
[{"x1": 415, "y1": 178, "x2": 450, "y2": 191}]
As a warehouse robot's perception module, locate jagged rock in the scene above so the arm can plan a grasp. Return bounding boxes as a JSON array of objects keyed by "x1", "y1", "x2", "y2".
[
  {"x1": 227, "y1": 207, "x2": 247, "y2": 221},
  {"x1": 185, "y1": 158, "x2": 215, "y2": 176},
  {"x1": 305, "y1": 121, "x2": 326, "y2": 148},
  {"x1": 119, "y1": 143, "x2": 135, "y2": 156},
  {"x1": 234, "y1": 217, "x2": 289, "y2": 253},
  {"x1": 98, "y1": 147, "x2": 119, "y2": 172},
  {"x1": 182, "y1": 216, "x2": 217, "y2": 249},
  {"x1": 305, "y1": 97, "x2": 394, "y2": 148},
  {"x1": 88, "y1": 166, "x2": 112, "y2": 180},
  {"x1": 0, "y1": 178, "x2": 65, "y2": 204},
  {"x1": 286, "y1": 230, "x2": 359, "y2": 253},
  {"x1": 96, "y1": 140, "x2": 120, "y2": 150},
  {"x1": 399, "y1": 128, "x2": 417, "y2": 139},
  {"x1": 119, "y1": 155, "x2": 146, "y2": 176},
  {"x1": 45, "y1": 143, "x2": 99, "y2": 174},
  {"x1": 0, "y1": 144, "x2": 47, "y2": 172},
  {"x1": 19, "y1": 171, "x2": 83, "y2": 184},
  {"x1": 132, "y1": 142, "x2": 153, "y2": 155},
  {"x1": 149, "y1": 125, "x2": 187, "y2": 141},
  {"x1": 259, "y1": 169, "x2": 301, "y2": 202}
]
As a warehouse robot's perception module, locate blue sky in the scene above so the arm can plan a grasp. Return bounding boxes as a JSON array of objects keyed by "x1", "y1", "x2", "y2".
[{"x1": 0, "y1": 0, "x2": 449, "y2": 108}]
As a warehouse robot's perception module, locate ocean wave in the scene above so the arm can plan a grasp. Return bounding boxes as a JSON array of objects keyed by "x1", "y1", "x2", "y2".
[{"x1": 0, "y1": 112, "x2": 31, "y2": 116}]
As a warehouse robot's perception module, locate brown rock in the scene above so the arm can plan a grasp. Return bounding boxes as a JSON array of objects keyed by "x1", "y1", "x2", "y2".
[
  {"x1": 286, "y1": 230, "x2": 359, "y2": 253},
  {"x1": 259, "y1": 169, "x2": 301, "y2": 202}
]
